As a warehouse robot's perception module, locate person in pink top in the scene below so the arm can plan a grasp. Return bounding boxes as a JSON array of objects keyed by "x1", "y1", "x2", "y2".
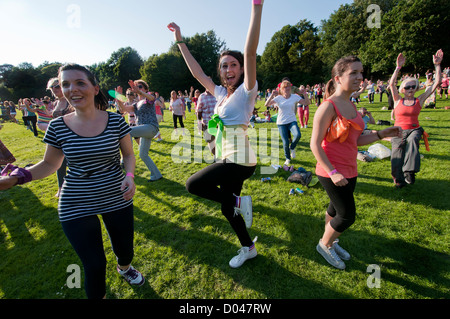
[
  {"x1": 389, "y1": 50, "x2": 443, "y2": 187},
  {"x1": 311, "y1": 56, "x2": 402, "y2": 270}
]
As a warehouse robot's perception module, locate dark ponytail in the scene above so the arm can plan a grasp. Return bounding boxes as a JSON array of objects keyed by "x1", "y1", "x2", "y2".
[
  {"x1": 324, "y1": 79, "x2": 335, "y2": 99},
  {"x1": 325, "y1": 55, "x2": 361, "y2": 100}
]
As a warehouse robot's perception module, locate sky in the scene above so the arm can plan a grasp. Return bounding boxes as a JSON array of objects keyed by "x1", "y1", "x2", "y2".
[{"x1": 0, "y1": 0, "x2": 352, "y2": 68}]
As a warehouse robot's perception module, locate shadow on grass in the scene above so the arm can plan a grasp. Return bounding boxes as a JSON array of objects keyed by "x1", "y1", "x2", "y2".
[
  {"x1": 256, "y1": 203, "x2": 449, "y2": 299},
  {"x1": 0, "y1": 187, "x2": 77, "y2": 299},
  {"x1": 356, "y1": 175, "x2": 450, "y2": 210}
]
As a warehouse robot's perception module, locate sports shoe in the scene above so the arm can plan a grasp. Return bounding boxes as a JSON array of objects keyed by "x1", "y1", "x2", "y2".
[
  {"x1": 234, "y1": 195, "x2": 253, "y2": 228},
  {"x1": 333, "y1": 239, "x2": 351, "y2": 261},
  {"x1": 117, "y1": 265, "x2": 145, "y2": 286},
  {"x1": 316, "y1": 239, "x2": 346, "y2": 270},
  {"x1": 404, "y1": 171, "x2": 415, "y2": 184},
  {"x1": 284, "y1": 159, "x2": 291, "y2": 166},
  {"x1": 229, "y1": 237, "x2": 258, "y2": 268},
  {"x1": 290, "y1": 149, "x2": 296, "y2": 159}
]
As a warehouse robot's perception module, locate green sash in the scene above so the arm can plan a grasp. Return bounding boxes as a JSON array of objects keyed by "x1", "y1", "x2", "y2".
[{"x1": 207, "y1": 114, "x2": 224, "y2": 158}]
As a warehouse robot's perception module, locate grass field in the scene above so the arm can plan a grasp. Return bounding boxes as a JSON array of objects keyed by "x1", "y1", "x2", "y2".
[{"x1": 0, "y1": 89, "x2": 449, "y2": 300}]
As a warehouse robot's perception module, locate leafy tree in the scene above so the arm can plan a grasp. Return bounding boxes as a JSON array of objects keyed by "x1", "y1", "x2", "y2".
[
  {"x1": 259, "y1": 20, "x2": 323, "y2": 88},
  {"x1": 142, "y1": 30, "x2": 226, "y2": 98},
  {"x1": 360, "y1": 0, "x2": 450, "y2": 76},
  {"x1": 92, "y1": 47, "x2": 143, "y2": 94}
]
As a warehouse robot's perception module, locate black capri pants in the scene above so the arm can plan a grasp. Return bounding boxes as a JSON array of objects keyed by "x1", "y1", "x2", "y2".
[
  {"x1": 173, "y1": 114, "x2": 184, "y2": 129},
  {"x1": 186, "y1": 160, "x2": 255, "y2": 247},
  {"x1": 61, "y1": 204, "x2": 134, "y2": 299},
  {"x1": 318, "y1": 176, "x2": 357, "y2": 233}
]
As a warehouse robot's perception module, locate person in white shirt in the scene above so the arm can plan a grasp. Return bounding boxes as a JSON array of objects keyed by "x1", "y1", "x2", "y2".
[
  {"x1": 168, "y1": 0, "x2": 263, "y2": 269},
  {"x1": 265, "y1": 80, "x2": 310, "y2": 166}
]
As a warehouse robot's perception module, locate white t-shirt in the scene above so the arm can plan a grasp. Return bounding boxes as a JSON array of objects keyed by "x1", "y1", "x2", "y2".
[
  {"x1": 273, "y1": 94, "x2": 304, "y2": 125},
  {"x1": 213, "y1": 82, "x2": 258, "y2": 166}
]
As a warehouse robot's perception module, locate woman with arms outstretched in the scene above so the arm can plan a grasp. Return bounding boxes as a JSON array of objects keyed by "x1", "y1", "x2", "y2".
[{"x1": 169, "y1": 0, "x2": 263, "y2": 268}]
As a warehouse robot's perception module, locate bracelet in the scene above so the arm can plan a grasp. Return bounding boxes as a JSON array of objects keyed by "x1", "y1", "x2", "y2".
[
  {"x1": 175, "y1": 40, "x2": 185, "y2": 45},
  {"x1": 253, "y1": 0, "x2": 262, "y2": 4},
  {"x1": 126, "y1": 172, "x2": 135, "y2": 178},
  {"x1": 376, "y1": 131, "x2": 382, "y2": 140},
  {"x1": 328, "y1": 169, "x2": 338, "y2": 177},
  {"x1": 396, "y1": 66, "x2": 401, "y2": 70}
]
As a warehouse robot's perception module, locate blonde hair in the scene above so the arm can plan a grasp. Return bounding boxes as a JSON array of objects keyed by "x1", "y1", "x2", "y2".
[
  {"x1": 399, "y1": 77, "x2": 419, "y2": 94},
  {"x1": 279, "y1": 80, "x2": 292, "y2": 93}
]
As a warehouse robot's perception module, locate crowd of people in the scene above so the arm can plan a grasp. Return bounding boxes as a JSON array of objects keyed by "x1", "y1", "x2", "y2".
[{"x1": 0, "y1": 0, "x2": 446, "y2": 299}]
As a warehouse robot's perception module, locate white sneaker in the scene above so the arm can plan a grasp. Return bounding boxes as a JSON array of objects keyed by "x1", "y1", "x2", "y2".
[
  {"x1": 234, "y1": 195, "x2": 252, "y2": 228},
  {"x1": 290, "y1": 149, "x2": 296, "y2": 159},
  {"x1": 316, "y1": 239, "x2": 346, "y2": 269},
  {"x1": 333, "y1": 239, "x2": 351, "y2": 261},
  {"x1": 117, "y1": 265, "x2": 145, "y2": 286},
  {"x1": 229, "y1": 237, "x2": 258, "y2": 268},
  {"x1": 284, "y1": 159, "x2": 291, "y2": 166}
]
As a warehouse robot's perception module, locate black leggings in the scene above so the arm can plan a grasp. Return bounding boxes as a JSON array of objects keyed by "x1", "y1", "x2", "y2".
[
  {"x1": 186, "y1": 160, "x2": 255, "y2": 247},
  {"x1": 61, "y1": 204, "x2": 134, "y2": 299},
  {"x1": 318, "y1": 176, "x2": 357, "y2": 233},
  {"x1": 173, "y1": 114, "x2": 184, "y2": 129}
]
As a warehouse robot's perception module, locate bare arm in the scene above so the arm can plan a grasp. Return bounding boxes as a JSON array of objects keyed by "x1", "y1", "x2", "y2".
[
  {"x1": 418, "y1": 49, "x2": 444, "y2": 106},
  {"x1": 168, "y1": 23, "x2": 216, "y2": 94},
  {"x1": 265, "y1": 90, "x2": 277, "y2": 107},
  {"x1": 244, "y1": 1, "x2": 263, "y2": 92},
  {"x1": 357, "y1": 126, "x2": 402, "y2": 146},
  {"x1": 389, "y1": 53, "x2": 404, "y2": 104},
  {"x1": 310, "y1": 100, "x2": 348, "y2": 186},
  {"x1": 0, "y1": 145, "x2": 64, "y2": 190},
  {"x1": 119, "y1": 133, "x2": 136, "y2": 201}
]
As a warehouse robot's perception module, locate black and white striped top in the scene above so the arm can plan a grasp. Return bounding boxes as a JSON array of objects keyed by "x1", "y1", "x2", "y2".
[{"x1": 43, "y1": 112, "x2": 132, "y2": 222}]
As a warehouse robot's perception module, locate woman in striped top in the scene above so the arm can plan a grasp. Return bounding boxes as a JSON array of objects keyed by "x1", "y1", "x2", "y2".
[{"x1": 0, "y1": 64, "x2": 144, "y2": 299}]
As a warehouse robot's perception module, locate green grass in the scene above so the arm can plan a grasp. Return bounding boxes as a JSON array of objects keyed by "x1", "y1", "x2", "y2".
[{"x1": 0, "y1": 90, "x2": 449, "y2": 299}]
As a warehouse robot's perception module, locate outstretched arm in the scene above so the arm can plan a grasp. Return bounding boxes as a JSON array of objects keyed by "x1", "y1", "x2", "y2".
[
  {"x1": 418, "y1": 49, "x2": 444, "y2": 106},
  {"x1": 389, "y1": 53, "x2": 405, "y2": 104},
  {"x1": 244, "y1": 0, "x2": 264, "y2": 91},
  {"x1": 168, "y1": 23, "x2": 216, "y2": 94}
]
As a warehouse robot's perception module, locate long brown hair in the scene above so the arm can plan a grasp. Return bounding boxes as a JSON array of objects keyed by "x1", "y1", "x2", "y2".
[{"x1": 325, "y1": 56, "x2": 361, "y2": 99}]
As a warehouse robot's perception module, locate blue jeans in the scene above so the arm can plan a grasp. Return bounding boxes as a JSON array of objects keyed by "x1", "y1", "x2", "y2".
[
  {"x1": 130, "y1": 124, "x2": 162, "y2": 180},
  {"x1": 278, "y1": 121, "x2": 301, "y2": 160}
]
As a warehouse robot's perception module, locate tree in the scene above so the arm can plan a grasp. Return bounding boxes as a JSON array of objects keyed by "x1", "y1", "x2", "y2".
[
  {"x1": 92, "y1": 47, "x2": 143, "y2": 94},
  {"x1": 142, "y1": 30, "x2": 226, "y2": 98},
  {"x1": 259, "y1": 20, "x2": 323, "y2": 89},
  {"x1": 360, "y1": 0, "x2": 450, "y2": 76}
]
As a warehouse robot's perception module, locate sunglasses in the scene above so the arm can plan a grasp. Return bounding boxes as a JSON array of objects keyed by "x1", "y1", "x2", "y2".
[{"x1": 404, "y1": 85, "x2": 416, "y2": 90}]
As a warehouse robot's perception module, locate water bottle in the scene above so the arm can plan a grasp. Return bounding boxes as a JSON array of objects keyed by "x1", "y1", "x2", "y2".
[
  {"x1": 289, "y1": 188, "x2": 295, "y2": 195},
  {"x1": 295, "y1": 187, "x2": 304, "y2": 194},
  {"x1": 261, "y1": 177, "x2": 271, "y2": 182}
]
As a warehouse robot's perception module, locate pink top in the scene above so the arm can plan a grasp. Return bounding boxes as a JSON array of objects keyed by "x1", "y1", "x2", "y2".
[
  {"x1": 394, "y1": 98, "x2": 421, "y2": 130},
  {"x1": 315, "y1": 99, "x2": 364, "y2": 179}
]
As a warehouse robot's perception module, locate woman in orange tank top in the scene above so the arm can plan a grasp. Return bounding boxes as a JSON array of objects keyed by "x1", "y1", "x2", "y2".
[
  {"x1": 311, "y1": 56, "x2": 402, "y2": 270},
  {"x1": 389, "y1": 50, "x2": 443, "y2": 187}
]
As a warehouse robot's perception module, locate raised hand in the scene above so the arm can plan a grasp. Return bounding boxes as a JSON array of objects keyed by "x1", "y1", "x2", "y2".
[
  {"x1": 168, "y1": 22, "x2": 182, "y2": 42},
  {"x1": 396, "y1": 53, "x2": 405, "y2": 68},
  {"x1": 433, "y1": 49, "x2": 444, "y2": 65}
]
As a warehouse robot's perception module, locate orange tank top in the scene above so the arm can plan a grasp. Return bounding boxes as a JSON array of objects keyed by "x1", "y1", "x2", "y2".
[
  {"x1": 315, "y1": 99, "x2": 364, "y2": 179},
  {"x1": 394, "y1": 98, "x2": 421, "y2": 130}
]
